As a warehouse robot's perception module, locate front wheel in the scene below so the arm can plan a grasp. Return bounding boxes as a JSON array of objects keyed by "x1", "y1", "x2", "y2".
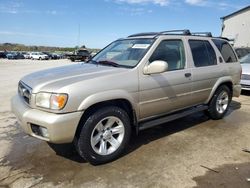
[
  {"x1": 75, "y1": 106, "x2": 131, "y2": 165},
  {"x1": 206, "y1": 85, "x2": 232, "y2": 120}
]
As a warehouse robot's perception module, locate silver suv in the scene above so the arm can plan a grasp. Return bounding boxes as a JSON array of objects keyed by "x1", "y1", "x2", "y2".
[{"x1": 12, "y1": 30, "x2": 241, "y2": 165}]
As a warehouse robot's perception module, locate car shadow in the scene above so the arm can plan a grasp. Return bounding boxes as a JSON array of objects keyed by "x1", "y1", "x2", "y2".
[
  {"x1": 49, "y1": 100, "x2": 242, "y2": 164},
  {"x1": 48, "y1": 113, "x2": 210, "y2": 164},
  {"x1": 47, "y1": 142, "x2": 86, "y2": 163},
  {"x1": 241, "y1": 90, "x2": 250, "y2": 96}
]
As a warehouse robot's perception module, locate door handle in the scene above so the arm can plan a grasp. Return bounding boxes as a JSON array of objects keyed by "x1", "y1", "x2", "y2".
[{"x1": 185, "y1": 73, "x2": 192, "y2": 77}]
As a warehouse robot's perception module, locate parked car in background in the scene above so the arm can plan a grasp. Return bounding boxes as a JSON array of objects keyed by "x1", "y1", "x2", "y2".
[
  {"x1": 6, "y1": 52, "x2": 14, "y2": 59},
  {"x1": 50, "y1": 53, "x2": 62, "y2": 59},
  {"x1": 30, "y1": 52, "x2": 49, "y2": 60},
  {"x1": 0, "y1": 51, "x2": 7, "y2": 58},
  {"x1": 235, "y1": 47, "x2": 250, "y2": 59},
  {"x1": 240, "y1": 54, "x2": 250, "y2": 90},
  {"x1": 21, "y1": 52, "x2": 31, "y2": 59},
  {"x1": 68, "y1": 48, "x2": 90, "y2": 62},
  {"x1": 42, "y1": 52, "x2": 62, "y2": 60},
  {"x1": 6, "y1": 52, "x2": 25, "y2": 59}
]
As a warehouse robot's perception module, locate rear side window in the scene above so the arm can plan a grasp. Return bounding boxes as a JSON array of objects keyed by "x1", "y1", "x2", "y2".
[
  {"x1": 189, "y1": 40, "x2": 217, "y2": 67},
  {"x1": 212, "y1": 39, "x2": 237, "y2": 63}
]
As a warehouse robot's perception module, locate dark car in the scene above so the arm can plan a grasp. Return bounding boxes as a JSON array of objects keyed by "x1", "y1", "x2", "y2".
[
  {"x1": 6, "y1": 52, "x2": 25, "y2": 59},
  {"x1": 0, "y1": 51, "x2": 7, "y2": 58},
  {"x1": 68, "y1": 48, "x2": 91, "y2": 62},
  {"x1": 43, "y1": 52, "x2": 62, "y2": 60},
  {"x1": 51, "y1": 53, "x2": 62, "y2": 59},
  {"x1": 235, "y1": 47, "x2": 250, "y2": 59}
]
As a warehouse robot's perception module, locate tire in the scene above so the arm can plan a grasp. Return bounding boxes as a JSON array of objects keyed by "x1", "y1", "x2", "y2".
[
  {"x1": 75, "y1": 106, "x2": 131, "y2": 165},
  {"x1": 206, "y1": 85, "x2": 232, "y2": 120}
]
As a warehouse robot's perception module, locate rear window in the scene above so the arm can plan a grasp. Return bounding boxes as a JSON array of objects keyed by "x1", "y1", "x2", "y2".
[
  {"x1": 189, "y1": 40, "x2": 217, "y2": 67},
  {"x1": 212, "y1": 39, "x2": 237, "y2": 63}
]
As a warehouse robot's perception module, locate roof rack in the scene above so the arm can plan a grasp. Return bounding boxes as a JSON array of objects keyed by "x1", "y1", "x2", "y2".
[
  {"x1": 128, "y1": 30, "x2": 214, "y2": 38},
  {"x1": 219, "y1": 37, "x2": 231, "y2": 41},
  {"x1": 128, "y1": 29, "x2": 191, "y2": 38},
  {"x1": 160, "y1": 29, "x2": 191, "y2": 35},
  {"x1": 128, "y1": 32, "x2": 159, "y2": 37},
  {"x1": 191, "y1": 32, "x2": 212, "y2": 37}
]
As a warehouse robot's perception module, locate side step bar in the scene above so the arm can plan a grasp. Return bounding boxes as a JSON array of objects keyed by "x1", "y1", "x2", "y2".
[{"x1": 138, "y1": 105, "x2": 208, "y2": 131}]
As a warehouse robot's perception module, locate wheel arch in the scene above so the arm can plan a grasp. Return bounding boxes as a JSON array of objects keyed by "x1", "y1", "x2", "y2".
[
  {"x1": 205, "y1": 77, "x2": 233, "y2": 104},
  {"x1": 74, "y1": 98, "x2": 138, "y2": 139}
]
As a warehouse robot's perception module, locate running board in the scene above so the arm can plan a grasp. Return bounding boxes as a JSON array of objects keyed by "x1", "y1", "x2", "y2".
[{"x1": 138, "y1": 105, "x2": 208, "y2": 131}]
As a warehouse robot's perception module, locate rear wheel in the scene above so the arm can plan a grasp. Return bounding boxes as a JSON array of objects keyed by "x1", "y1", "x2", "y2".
[
  {"x1": 75, "y1": 106, "x2": 131, "y2": 165},
  {"x1": 206, "y1": 85, "x2": 232, "y2": 120}
]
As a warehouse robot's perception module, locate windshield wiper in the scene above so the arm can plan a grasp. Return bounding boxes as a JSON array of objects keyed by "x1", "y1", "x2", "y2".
[
  {"x1": 97, "y1": 60, "x2": 120, "y2": 67},
  {"x1": 88, "y1": 59, "x2": 122, "y2": 67},
  {"x1": 87, "y1": 59, "x2": 98, "y2": 64}
]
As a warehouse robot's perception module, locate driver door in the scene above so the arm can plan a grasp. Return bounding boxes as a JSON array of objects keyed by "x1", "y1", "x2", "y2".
[{"x1": 139, "y1": 39, "x2": 193, "y2": 119}]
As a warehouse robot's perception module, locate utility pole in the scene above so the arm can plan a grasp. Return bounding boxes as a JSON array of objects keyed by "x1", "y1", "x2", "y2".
[{"x1": 77, "y1": 24, "x2": 80, "y2": 49}]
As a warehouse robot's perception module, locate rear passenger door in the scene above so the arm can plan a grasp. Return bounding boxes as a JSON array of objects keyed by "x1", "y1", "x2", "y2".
[{"x1": 188, "y1": 39, "x2": 221, "y2": 104}]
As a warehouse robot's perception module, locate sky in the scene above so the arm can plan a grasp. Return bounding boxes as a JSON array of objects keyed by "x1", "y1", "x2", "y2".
[{"x1": 0, "y1": 0, "x2": 249, "y2": 48}]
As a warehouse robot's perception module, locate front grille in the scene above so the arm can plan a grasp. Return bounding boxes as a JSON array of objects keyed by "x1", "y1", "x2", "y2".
[
  {"x1": 241, "y1": 74, "x2": 250, "y2": 80},
  {"x1": 18, "y1": 81, "x2": 32, "y2": 104}
]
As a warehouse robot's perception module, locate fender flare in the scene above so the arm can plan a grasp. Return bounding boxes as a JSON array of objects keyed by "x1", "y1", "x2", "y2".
[
  {"x1": 205, "y1": 76, "x2": 233, "y2": 104},
  {"x1": 77, "y1": 90, "x2": 138, "y2": 114}
]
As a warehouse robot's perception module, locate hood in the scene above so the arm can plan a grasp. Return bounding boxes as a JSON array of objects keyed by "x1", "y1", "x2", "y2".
[
  {"x1": 21, "y1": 63, "x2": 128, "y2": 93},
  {"x1": 241, "y1": 64, "x2": 250, "y2": 75}
]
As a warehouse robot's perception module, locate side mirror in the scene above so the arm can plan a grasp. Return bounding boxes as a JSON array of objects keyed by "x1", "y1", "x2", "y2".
[{"x1": 143, "y1": 60, "x2": 168, "y2": 75}]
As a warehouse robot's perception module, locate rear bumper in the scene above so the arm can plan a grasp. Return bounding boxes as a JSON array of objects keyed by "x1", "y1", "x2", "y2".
[
  {"x1": 11, "y1": 95, "x2": 83, "y2": 143},
  {"x1": 233, "y1": 84, "x2": 242, "y2": 97},
  {"x1": 240, "y1": 80, "x2": 250, "y2": 90}
]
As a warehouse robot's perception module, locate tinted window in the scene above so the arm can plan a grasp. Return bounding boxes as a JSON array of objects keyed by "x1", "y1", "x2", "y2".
[
  {"x1": 212, "y1": 39, "x2": 237, "y2": 63},
  {"x1": 149, "y1": 40, "x2": 185, "y2": 71},
  {"x1": 189, "y1": 40, "x2": 217, "y2": 67}
]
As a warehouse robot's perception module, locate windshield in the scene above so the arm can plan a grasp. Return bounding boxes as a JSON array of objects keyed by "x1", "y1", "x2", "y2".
[
  {"x1": 240, "y1": 54, "x2": 250, "y2": 64},
  {"x1": 91, "y1": 38, "x2": 154, "y2": 68}
]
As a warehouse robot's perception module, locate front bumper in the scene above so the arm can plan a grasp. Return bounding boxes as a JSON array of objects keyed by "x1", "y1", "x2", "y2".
[
  {"x1": 233, "y1": 84, "x2": 242, "y2": 97},
  {"x1": 11, "y1": 95, "x2": 83, "y2": 143}
]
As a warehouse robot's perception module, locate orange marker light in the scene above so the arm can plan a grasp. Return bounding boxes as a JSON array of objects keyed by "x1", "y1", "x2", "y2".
[{"x1": 51, "y1": 94, "x2": 68, "y2": 110}]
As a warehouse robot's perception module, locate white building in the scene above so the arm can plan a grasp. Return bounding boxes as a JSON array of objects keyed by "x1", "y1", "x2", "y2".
[{"x1": 221, "y1": 6, "x2": 250, "y2": 47}]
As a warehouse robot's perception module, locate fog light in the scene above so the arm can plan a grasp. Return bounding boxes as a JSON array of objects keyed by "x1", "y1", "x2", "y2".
[
  {"x1": 31, "y1": 124, "x2": 49, "y2": 138},
  {"x1": 39, "y1": 127, "x2": 49, "y2": 138}
]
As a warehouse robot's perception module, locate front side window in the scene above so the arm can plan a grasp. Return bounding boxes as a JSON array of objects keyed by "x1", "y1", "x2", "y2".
[
  {"x1": 189, "y1": 40, "x2": 217, "y2": 67},
  {"x1": 91, "y1": 39, "x2": 155, "y2": 68},
  {"x1": 212, "y1": 39, "x2": 237, "y2": 63},
  {"x1": 149, "y1": 40, "x2": 186, "y2": 71}
]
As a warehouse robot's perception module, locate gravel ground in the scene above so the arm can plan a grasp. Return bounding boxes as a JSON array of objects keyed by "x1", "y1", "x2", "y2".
[{"x1": 0, "y1": 59, "x2": 250, "y2": 188}]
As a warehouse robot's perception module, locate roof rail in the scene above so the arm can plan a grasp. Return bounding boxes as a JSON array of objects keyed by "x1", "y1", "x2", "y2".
[
  {"x1": 160, "y1": 29, "x2": 191, "y2": 35},
  {"x1": 128, "y1": 30, "x2": 215, "y2": 38},
  {"x1": 128, "y1": 29, "x2": 191, "y2": 38},
  {"x1": 128, "y1": 32, "x2": 159, "y2": 37},
  {"x1": 191, "y1": 32, "x2": 212, "y2": 37}
]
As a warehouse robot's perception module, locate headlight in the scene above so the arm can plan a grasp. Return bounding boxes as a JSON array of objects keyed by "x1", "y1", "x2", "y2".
[{"x1": 36, "y1": 92, "x2": 68, "y2": 110}]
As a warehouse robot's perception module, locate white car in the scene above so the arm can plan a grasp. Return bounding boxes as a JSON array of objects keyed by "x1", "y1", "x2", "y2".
[
  {"x1": 30, "y1": 52, "x2": 49, "y2": 60},
  {"x1": 21, "y1": 52, "x2": 31, "y2": 59},
  {"x1": 240, "y1": 54, "x2": 250, "y2": 90}
]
